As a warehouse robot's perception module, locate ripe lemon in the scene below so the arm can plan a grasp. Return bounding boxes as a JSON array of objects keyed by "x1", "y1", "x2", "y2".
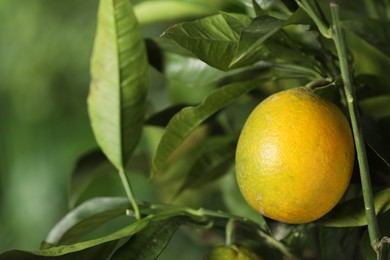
[
  {"x1": 204, "y1": 245, "x2": 261, "y2": 260},
  {"x1": 235, "y1": 87, "x2": 355, "y2": 224}
]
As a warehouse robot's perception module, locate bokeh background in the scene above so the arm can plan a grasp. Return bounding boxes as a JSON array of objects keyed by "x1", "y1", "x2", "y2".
[
  {"x1": 0, "y1": 1, "x2": 230, "y2": 257},
  {"x1": 0, "y1": 0, "x2": 100, "y2": 251}
]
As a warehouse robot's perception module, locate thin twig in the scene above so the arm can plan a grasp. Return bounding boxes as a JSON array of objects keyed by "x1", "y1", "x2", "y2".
[{"x1": 330, "y1": 2, "x2": 384, "y2": 257}]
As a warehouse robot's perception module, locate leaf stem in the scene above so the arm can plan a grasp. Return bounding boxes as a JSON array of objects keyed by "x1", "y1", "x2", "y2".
[
  {"x1": 330, "y1": 2, "x2": 383, "y2": 256},
  {"x1": 295, "y1": 0, "x2": 332, "y2": 38},
  {"x1": 118, "y1": 167, "x2": 141, "y2": 220}
]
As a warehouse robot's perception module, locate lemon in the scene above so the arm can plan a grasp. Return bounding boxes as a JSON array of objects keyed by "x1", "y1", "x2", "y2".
[{"x1": 235, "y1": 87, "x2": 355, "y2": 224}]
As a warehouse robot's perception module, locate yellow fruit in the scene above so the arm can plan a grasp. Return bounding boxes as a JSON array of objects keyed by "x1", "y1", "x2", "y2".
[
  {"x1": 204, "y1": 245, "x2": 261, "y2": 260},
  {"x1": 235, "y1": 87, "x2": 355, "y2": 224}
]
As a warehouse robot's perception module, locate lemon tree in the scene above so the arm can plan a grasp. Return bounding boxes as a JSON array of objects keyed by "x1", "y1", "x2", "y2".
[{"x1": 1, "y1": 0, "x2": 390, "y2": 259}]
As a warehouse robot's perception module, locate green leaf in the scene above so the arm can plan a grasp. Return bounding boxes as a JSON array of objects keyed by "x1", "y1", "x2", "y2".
[
  {"x1": 360, "y1": 95, "x2": 390, "y2": 120},
  {"x1": 177, "y1": 136, "x2": 236, "y2": 194},
  {"x1": 0, "y1": 218, "x2": 150, "y2": 258},
  {"x1": 88, "y1": 0, "x2": 149, "y2": 170},
  {"x1": 146, "y1": 38, "x2": 272, "y2": 89},
  {"x1": 164, "y1": 9, "x2": 315, "y2": 71},
  {"x1": 45, "y1": 197, "x2": 130, "y2": 246},
  {"x1": 111, "y1": 217, "x2": 183, "y2": 260},
  {"x1": 284, "y1": 7, "x2": 312, "y2": 25},
  {"x1": 163, "y1": 12, "x2": 251, "y2": 70},
  {"x1": 0, "y1": 241, "x2": 118, "y2": 260},
  {"x1": 252, "y1": 0, "x2": 266, "y2": 16},
  {"x1": 342, "y1": 19, "x2": 390, "y2": 59},
  {"x1": 151, "y1": 77, "x2": 269, "y2": 176},
  {"x1": 163, "y1": 52, "x2": 227, "y2": 86},
  {"x1": 134, "y1": 0, "x2": 217, "y2": 25},
  {"x1": 252, "y1": 0, "x2": 292, "y2": 16},
  {"x1": 69, "y1": 150, "x2": 116, "y2": 208},
  {"x1": 232, "y1": 15, "x2": 285, "y2": 66},
  {"x1": 315, "y1": 188, "x2": 390, "y2": 227},
  {"x1": 147, "y1": 37, "x2": 228, "y2": 86}
]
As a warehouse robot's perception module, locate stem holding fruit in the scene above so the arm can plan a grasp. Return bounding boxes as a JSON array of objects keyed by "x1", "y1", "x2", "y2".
[{"x1": 329, "y1": 2, "x2": 384, "y2": 257}]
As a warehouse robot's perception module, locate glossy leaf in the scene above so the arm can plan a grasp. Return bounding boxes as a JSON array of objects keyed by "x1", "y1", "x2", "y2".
[
  {"x1": 315, "y1": 188, "x2": 390, "y2": 227},
  {"x1": 252, "y1": 0, "x2": 265, "y2": 16},
  {"x1": 0, "y1": 241, "x2": 118, "y2": 260},
  {"x1": 177, "y1": 136, "x2": 236, "y2": 195},
  {"x1": 146, "y1": 38, "x2": 271, "y2": 88},
  {"x1": 163, "y1": 52, "x2": 227, "y2": 86},
  {"x1": 151, "y1": 77, "x2": 269, "y2": 176},
  {"x1": 111, "y1": 217, "x2": 183, "y2": 260},
  {"x1": 88, "y1": 0, "x2": 149, "y2": 170},
  {"x1": 163, "y1": 12, "x2": 251, "y2": 70},
  {"x1": 0, "y1": 218, "x2": 150, "y2": 258},
  {"x1": 134, "y1": 0, "x2": 217, "y2": 25},
  {"x1": 69, "y1": 149, "x2": 116, "y2": 208},
  {"x1": 147, "y1": 37, "x2": 227, "y2": 86},
  {"x1": 45, "y1": 197, "x2": 130, "y2": 246},
  {"x1": 342, "y1": 19, "x2": 390, "y2": 59},
  {"x1": 232, "y1": 15, "x2": 285, "y2": 66},
  {"x1": 252, "y1": 0, "x2": 292, "y2": 16},
  {"x1": 164, "y1": 9, "x2": 315, "y2": 71}
]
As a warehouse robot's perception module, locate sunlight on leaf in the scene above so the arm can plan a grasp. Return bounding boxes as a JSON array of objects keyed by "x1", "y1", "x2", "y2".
[
  {"x1": 164, "y1": 8, "x2": 315, "y2": 71},
  {"x1": 232, "y1": 15, "x2": 285, "y2": 66},
  {"x1": 45, "y1": 197, "x2": 130, "y2": 245},
  {"x1": 88, "y1": 0, "x2": 149, "y2": 170},
  {"x1": 163, "y1": 12, "x2": 251, "y2": 70},
  {"x1": 0, "y1": 242, "x2": 118, "y2": 260},
  {"x1": 0, "y1": 218, "x2": 150, "y2": 258}
]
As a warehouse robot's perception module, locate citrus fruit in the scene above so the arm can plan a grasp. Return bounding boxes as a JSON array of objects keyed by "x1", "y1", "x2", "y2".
[
  {"x1": 235, "y1": 87, "x2": 355, "y2": 224},
  {"x1": 204, "y1": 245, "x2": 261, "y2": 260}
]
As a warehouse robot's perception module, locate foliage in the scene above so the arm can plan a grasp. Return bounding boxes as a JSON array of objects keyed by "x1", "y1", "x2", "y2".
[{"x1": 1, "y1": 0, "x2": 390, "y2": 259}]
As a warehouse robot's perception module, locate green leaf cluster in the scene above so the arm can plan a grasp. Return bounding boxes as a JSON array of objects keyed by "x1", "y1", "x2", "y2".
[{"x1": 2, "y1": 0, "x2": 390, "y2": 259}]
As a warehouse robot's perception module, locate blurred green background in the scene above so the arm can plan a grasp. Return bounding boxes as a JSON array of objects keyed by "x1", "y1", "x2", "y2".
[
  {"x1": 0, "y1": 1, "x2": 227, "y2": 256},
  {"x1": 0, "y1": 0, "x2": 100, "y2": 251}
]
